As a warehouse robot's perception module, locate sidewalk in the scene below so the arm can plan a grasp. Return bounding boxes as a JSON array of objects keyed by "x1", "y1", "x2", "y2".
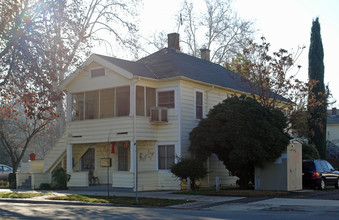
[
  {"x1": 0, "y1": 188, "x2": 244, "y2": 209},
  {"x1": 1, "y1": 188, "x2": 339, "y2": 212}
]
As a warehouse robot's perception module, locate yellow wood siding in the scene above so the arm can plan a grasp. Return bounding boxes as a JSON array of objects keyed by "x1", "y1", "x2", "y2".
[
  {"x1": 137, "y1": 141, "x2": 156, "y2": 172},
  {"x1": 16, "y1": 173, "x2": 31, "y2": 188},
  {"x1": 66, "y1": 62, "x2": 131, "y2": 93},
  {"x1": 29, "y1": 161, "x2": 44, "y2": 173},
  {"x1": 112, "y1": 172, "x2": 134, "y2": 188},
  {"x1": 158, "y1": 172, "x2": 180, "y2": 190},
  {"x1": 32, "y1": 173, "x2": 51, "y2": 189},
  {"x1": 67, "y1": 172, "x2": 89, "y2": 187},
  {"x1": 180, "y1": 80, "x2": 230, "y2": 158},
  {"x1": 138, "y1": 171, "x2": 158, "y2": 191}
]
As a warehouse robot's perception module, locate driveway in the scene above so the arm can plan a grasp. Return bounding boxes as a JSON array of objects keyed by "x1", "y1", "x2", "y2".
[{"x1": 285, "y1": 188, "x2": 339, "y2": 200}]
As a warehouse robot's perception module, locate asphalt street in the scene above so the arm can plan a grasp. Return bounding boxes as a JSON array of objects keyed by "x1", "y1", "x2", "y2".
[
  {"x1": 1, "y1": 188, "x2": 339, "y2": 219},
  {"x1": 1, "y1": 201, "x2": 339, "y2": 220}
]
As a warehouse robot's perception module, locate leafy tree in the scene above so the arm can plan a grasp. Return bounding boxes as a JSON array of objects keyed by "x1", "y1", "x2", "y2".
[
  {"x1": 170, "y1": 158, "x2": 207, "y2": 190},
  {"x1": 0, "y1": 109, "x2": 58, "y2": 173},
  {"x1": 189, "y1": 96, "x2": 290, "y2": 188},
  {"x1": 143, "y1": 0, "x2": 255, "y2": 65},
  {"x1": 0, "y1": 142, "x2": 11, "y2": 165},
  {"x1": 302, "y1": 142, "x2": 320, "y2": 160},
  {"x1": 226, "y1": 37, "x2": 307, "y2": 110},
  {"x1": 289, "y1": 108, "x2": 309, "y2": 138},
  {"x1": 307, "y1": 17, "x2": 327, "y2": 159},
  {"x1": 225, "y1": 37, "x2": 310, "y2": 137},
  {"x1": 0, "y1": 0, "x2": 140, "y2": 173}
]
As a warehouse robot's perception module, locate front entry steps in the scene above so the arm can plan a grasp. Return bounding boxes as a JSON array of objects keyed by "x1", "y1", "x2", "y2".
[{"x1": 18, "y1": 176, "x2": 32, "y2": 189}]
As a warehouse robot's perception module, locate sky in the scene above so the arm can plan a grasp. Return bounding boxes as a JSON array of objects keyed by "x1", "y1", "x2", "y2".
[{"x1": 137, "y1": 0, "x2": 339, "y2": 107}]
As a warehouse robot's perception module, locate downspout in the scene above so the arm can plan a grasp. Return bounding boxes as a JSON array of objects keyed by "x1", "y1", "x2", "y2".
[
  {"x1": 132, "y1": 77, "x2": 141, "y2": 192},
  {"x1": 177, "y1": 82, "x2": 182, "y2": 159},
  {"x1": 206, "y1": 85, "x2": 214, "y2": 186},
  {"x1": 132, "y1": 77, "x2": 141, "y2": 147}
]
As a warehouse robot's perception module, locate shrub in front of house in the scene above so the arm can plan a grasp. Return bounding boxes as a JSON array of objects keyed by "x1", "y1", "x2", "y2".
[
  {"x1": 171, "y1": 158, "x2": 207, "y2": 190},
  {"x1": 52, "y1": 168, "x2": 71, "y2": 190}
]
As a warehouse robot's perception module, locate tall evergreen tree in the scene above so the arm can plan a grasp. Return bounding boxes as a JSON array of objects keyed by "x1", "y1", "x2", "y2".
[{"x1": 307, "y1": 17, "x2": 327, "y2": 159}]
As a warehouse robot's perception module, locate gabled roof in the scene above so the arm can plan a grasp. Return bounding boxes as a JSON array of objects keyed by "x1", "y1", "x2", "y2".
[{"x1": 95, "y1": 48, "x2": 252, "y2": 94}]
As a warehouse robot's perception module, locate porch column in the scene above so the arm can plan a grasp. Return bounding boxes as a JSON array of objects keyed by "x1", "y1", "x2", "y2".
[
  {"x1": 67, "y1": 144, "x2": 73, "y2": 173},
  {"x1": 66, "y1": 93, "x2": 72, "y2": 122},
  {"x1": 130, "y1": 141, "x2": 135, "y2": 172},
  {"x1": 129, "y1": 84, "x2": 135, "y2": 116}
]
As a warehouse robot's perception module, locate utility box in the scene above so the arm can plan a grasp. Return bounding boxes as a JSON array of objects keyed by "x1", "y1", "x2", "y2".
[{"x1": 254, "y1": 139, "x2": 302, "y2": 191}]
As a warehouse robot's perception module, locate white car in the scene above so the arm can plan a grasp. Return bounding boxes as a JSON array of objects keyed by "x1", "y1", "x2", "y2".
[{"x1": 0, "y1": 164, "x2": 13, "y2": 180}]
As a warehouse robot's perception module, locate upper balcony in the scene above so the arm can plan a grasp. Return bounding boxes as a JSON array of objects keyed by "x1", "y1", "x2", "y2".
[{"x1": 67, "y1": 85, "x2": 175, "y2": 123}]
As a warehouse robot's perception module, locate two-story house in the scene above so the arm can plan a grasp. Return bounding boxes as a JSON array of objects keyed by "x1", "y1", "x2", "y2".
[{"x1": 17, "y1": 33, "x2": 255, "y2": 191}]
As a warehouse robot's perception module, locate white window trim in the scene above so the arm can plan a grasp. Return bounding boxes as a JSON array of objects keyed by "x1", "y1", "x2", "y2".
[
  {"x1": 89, "y1": 67, "x2": 106, "y2": 78},
  {"x1": 156, "y1": 87, "x2": 177, "y2": 117},
  {"x1": 156, "y1": 142, "x2": 177, "y2": 173},
  {"x1": 194, "y1": 88, "x2": 204, "y2": 120}
]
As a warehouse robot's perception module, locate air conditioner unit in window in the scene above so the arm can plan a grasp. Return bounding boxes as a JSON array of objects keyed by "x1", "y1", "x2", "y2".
[{"x1": 150, "y1": 107, "x2": 168, "y2": 123}]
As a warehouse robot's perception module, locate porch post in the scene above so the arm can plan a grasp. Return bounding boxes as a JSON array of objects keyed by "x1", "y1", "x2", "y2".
[
  {"x1": 67, "y1": 144, "x2": 73, "y2": 173},
  {"x1": 130, "y1": 141, "x2": 135, "y2": 172},
  {"x1": 66, "y1": 93, "x2": 72, "y2": 122},
  {"x1": 129, "y1": 84, "x2": 135, "y2": 116}
]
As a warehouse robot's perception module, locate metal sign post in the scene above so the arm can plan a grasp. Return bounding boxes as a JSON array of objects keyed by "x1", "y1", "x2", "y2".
[{"x1": 135, "y1": 142, "x2": 138, "y2": 203}]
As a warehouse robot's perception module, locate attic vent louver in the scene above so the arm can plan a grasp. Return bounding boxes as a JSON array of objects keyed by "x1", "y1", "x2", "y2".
[{"x1": 91, "y1": 67, "x2": 105, "y2": 77}]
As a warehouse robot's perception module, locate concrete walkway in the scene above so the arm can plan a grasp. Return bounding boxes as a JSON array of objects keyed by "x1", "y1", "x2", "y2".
[{"x1": 1, "y1": 188, "x2": 339, "y2": 212}]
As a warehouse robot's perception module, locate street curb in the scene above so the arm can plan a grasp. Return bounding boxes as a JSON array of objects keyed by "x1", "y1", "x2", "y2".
[
  {"x1": 0, "y1": 198, "x2": 112, "y2": 207},
  {"x1": 0, "y1": 198, "x2": 191, "y2": 209}
]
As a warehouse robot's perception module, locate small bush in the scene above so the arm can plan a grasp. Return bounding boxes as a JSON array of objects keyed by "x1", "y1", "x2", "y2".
[
  {"x1": 171, "y1": 158, "x2": 207, "y2": 190},
  {"x1": 39, "y1": 183, "x2": 51, "y2": 190},
  {"x1": 0, "y1": 180, "x2": 9, "y2": 188},
  {"x1": 52, "y1": 168, "x2": 71, "y2": 190},
  {"x1": 302, "y1": 142, "x2": 320, "y2": 160}
]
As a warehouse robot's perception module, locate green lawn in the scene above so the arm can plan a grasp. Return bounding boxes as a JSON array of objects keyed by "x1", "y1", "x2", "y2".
[
  {"x1": 49, "y1": 194, "x2": 193, "y2": 207},
  {"x1": 0, "y1": 192, "x2": 48, "y2": 198},
  {"x1": 174, "y1": 188, "x2": 290, "y2": 197}
]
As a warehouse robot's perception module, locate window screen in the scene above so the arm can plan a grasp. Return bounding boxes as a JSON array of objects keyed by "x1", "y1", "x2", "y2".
[
  {"x1": 116, "y1": 86, "x2": 130, "y2": 116},
  {"x1": 158, "y1": 91, "x2": 174, "y2": 108},
  {"x1": 195, "y1": 91, "x2": 203, "y2": 119}
]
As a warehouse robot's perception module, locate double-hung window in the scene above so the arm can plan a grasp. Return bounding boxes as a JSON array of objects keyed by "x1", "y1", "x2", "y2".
[
  {"x1": 158, "y1": 90, "x2": 175, "y2": 108},
  {"x1": 158, "y1": 145, "x2": 175, "y2": 170},
  {"x1": 195, "y1": 90, "x2": 203, "y2": 120}
]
